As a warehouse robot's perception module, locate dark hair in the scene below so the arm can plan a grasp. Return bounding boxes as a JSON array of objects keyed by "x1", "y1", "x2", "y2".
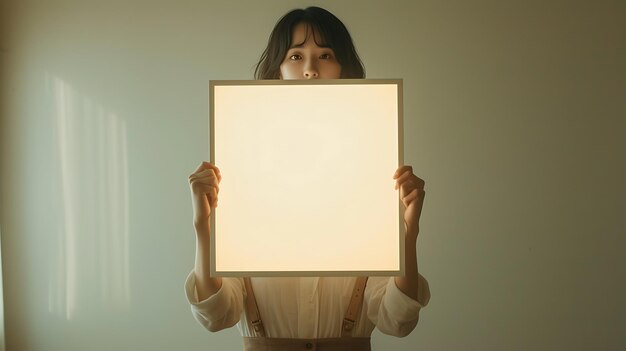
[{"x1": 254, "y1": 6, "x2": 365, "y2": 79}]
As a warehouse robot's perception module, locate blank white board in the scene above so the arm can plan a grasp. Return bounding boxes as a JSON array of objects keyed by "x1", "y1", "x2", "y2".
[{"x1": 209, "y1": 79, "x2": 404, "y2": 276}]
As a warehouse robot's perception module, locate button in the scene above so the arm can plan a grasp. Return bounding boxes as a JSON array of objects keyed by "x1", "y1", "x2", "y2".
[{"x1": 305, "y1": 342, "x2": 313, "y2": 349}]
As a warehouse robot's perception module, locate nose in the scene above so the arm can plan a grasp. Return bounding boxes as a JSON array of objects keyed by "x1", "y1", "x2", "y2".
[{"x1": 303, "y1": 59, "x2": 319, "y2": 79}]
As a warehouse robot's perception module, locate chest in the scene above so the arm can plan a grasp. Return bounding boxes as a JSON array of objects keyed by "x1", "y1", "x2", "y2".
[{"x1": 251, "y1": 277, "x2": 355, "y2": 317}]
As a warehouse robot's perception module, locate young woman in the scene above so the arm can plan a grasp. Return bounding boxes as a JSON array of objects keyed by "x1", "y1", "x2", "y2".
[{"x1": 186, "y1": 7, "x2": 430, "y2": 350}]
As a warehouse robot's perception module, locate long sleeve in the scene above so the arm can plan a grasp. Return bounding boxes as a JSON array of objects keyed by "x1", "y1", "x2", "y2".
[
  {"x1": 184, "y1": 272, "x2": 245, "y2": 332},
  {"x1": 184, "y1": 274, "x2": 430, "y2": 338},
  {"x1": 363, "y1": 274, "x2": 430, "y2": 337}
]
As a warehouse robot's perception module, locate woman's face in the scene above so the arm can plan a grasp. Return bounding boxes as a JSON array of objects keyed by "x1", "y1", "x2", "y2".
[{"x1": 279, "y1": 22, "x2": 342, "y2": 80}]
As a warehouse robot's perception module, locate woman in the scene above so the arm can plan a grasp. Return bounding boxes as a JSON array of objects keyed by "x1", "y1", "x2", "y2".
[{"x1": 186, "y1": 6, "x2": 430, "y2": 350}]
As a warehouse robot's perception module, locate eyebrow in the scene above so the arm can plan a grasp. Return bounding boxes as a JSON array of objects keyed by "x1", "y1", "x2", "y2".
[{"x1": 289, "y1": 41, "x2": 332, "y2": 49}]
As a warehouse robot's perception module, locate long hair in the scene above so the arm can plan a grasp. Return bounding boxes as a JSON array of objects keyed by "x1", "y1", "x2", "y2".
[{"x1": 254, "y1": 7, "x2": 365, "y2": 79}]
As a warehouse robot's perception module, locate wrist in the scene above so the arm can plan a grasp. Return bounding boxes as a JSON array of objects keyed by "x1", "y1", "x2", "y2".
[
  {"x1": 405, "y1": 224, "x2": 419, "y2": 240},
  {"x1": 194, "y1": 220, "x2": 211, "y2": 237}
]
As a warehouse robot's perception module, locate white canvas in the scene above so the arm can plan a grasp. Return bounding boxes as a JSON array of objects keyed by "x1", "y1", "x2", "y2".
[{"x1": 209, "y1": 79, "x2": 403, "y2": 276}]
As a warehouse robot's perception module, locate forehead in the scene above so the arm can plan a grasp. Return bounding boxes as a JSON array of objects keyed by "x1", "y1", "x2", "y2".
[{"x1": 290, "y1": 22, "x2": 327, "y2": 46}]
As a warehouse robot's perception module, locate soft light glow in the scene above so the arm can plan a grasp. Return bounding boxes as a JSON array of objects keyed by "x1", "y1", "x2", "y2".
[
  {"x1": 47, "y1": 74, "x2": 131, "y2": 319},
  {"x1": 210, "y1": 80, "x2": 403, "y2": 276}
]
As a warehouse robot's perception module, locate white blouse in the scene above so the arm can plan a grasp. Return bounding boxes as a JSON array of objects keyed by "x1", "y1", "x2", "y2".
[{"x1": 185, "y1": 274, "x2": 430, "y2": 338}]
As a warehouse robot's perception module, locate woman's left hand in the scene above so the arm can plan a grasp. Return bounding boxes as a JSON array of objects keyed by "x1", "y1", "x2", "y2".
[{"x1": 393, "y1": 165, "x2": 425, "y2": 238}]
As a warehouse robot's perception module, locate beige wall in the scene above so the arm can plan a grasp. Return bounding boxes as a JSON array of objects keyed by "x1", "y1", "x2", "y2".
[{"x1": 1, "y1": 1, "x2": 625, "y2": 350}]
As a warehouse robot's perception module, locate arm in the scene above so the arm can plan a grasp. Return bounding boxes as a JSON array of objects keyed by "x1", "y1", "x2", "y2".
[
  {"x1": 392, "y1": 165, "x2": 426, "y2": 301},
  {"x1": 360, "y1": 166, "x2": 429, "y2": 337},
  {"x1": 187, "y1": 162, "x2": 245, "y2": 332},
  {"x1": 189, "y1": 161, "x2": 223, "y2": 300}
]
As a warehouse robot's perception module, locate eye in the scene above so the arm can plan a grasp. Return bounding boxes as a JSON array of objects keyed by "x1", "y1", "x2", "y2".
[
  {"x1": 289, "y1": 54, "x2": 302, "y2": 61},
  {"x1": 320, "y1": 53, "x2": 333, "y2": 59}
]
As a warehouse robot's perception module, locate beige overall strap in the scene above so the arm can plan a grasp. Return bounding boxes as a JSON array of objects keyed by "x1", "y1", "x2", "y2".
[
  {"x1": 243, "y1": 277, "x2": 266, "y2": 337},
  {"x1": 341, "y1": 276, "x2": 368, "y2": 337}
]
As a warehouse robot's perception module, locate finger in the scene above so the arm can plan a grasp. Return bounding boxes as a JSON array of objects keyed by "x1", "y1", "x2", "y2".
[
  {"x1": 203, "y1": 162, "x2": 221, "y2": 182},
  {"x1": 400, "y1": 177, "x2": 425, "y2": 200},
  {"x1": 191, "y1": 180, "x2": 220, "y2": 191},
  {"x1": 402, "y1": 188, "x2": 419, "y2": 205},
  {"x1": 208, "y1": 186, "x2": 218, "y2": 208},
  {"x1": 211, "y1": 164, "x2": 222, "y2": 183},
  {"x1": 204, "y1": 186, "x2": 216, "y2": 206},
  {"x1": 394, "y1": 170, "x2": 413, "y2": 189},
  {"x1": 192, "y1": 161, "x2": 209, "y2": 173},
  {"x1": 398, "y1": 174, "x2": 425, "y2": 190},
  {"x1": 393, "y1": 165, "x2": 413, "y2": 179},
  {"x1": 191, "y1": 162, "x2": 222, "y2": 182},
  {"x1": 190, "y1": 172, "x2": 218, "y2": 185},
  {"x1": 191, "y1": 181, "x2": 219, "y2": 192},
  {"x1": 189, "y1": 169, "x2": 220, "y2": 186},
  {"x1": 402, "y1": 189, "x2": 426, "y2": 209},
  {"x1": 190, "y1": 181, "x2": 219, "y2": 197},
  {"x1": 190, "y1": 168, "x2": 215, "y2": 180}
]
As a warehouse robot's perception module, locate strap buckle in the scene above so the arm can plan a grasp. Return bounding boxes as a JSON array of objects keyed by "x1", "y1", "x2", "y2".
[
  {"x1": 342, "y1": 317, "x2": 356, "y2": 332},
  {"x1": 251, "y1": 319, "x2": 265, "y2": 334}
]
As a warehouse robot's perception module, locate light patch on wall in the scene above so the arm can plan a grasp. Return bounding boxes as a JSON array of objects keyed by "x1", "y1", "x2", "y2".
[{"x1": 46, "y1": 74, "x2": 131, "y2": 320}]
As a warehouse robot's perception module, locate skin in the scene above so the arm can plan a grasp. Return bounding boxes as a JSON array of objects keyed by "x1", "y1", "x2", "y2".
[
  {"x1": 190, "y1": 22, "x2": 426, "y2": 302},
  {"x1": 279, "y1": 22, "x2": 342, "y2": 80}
]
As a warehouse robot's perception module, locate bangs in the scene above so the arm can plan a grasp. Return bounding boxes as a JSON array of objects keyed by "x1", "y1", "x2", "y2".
[{"x1": 289, "y1": 20, "x2": 333, "y2": 49}]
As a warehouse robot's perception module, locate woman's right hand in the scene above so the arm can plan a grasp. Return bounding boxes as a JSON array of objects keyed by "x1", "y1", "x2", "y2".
[{"x1": 188, "y1": 161, "x2": 221, "y2": 232}]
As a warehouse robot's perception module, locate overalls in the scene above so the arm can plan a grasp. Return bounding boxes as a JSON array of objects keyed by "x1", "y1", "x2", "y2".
[{"x1": 242, "y1": 277, "x2": 371, "y2": 351}]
